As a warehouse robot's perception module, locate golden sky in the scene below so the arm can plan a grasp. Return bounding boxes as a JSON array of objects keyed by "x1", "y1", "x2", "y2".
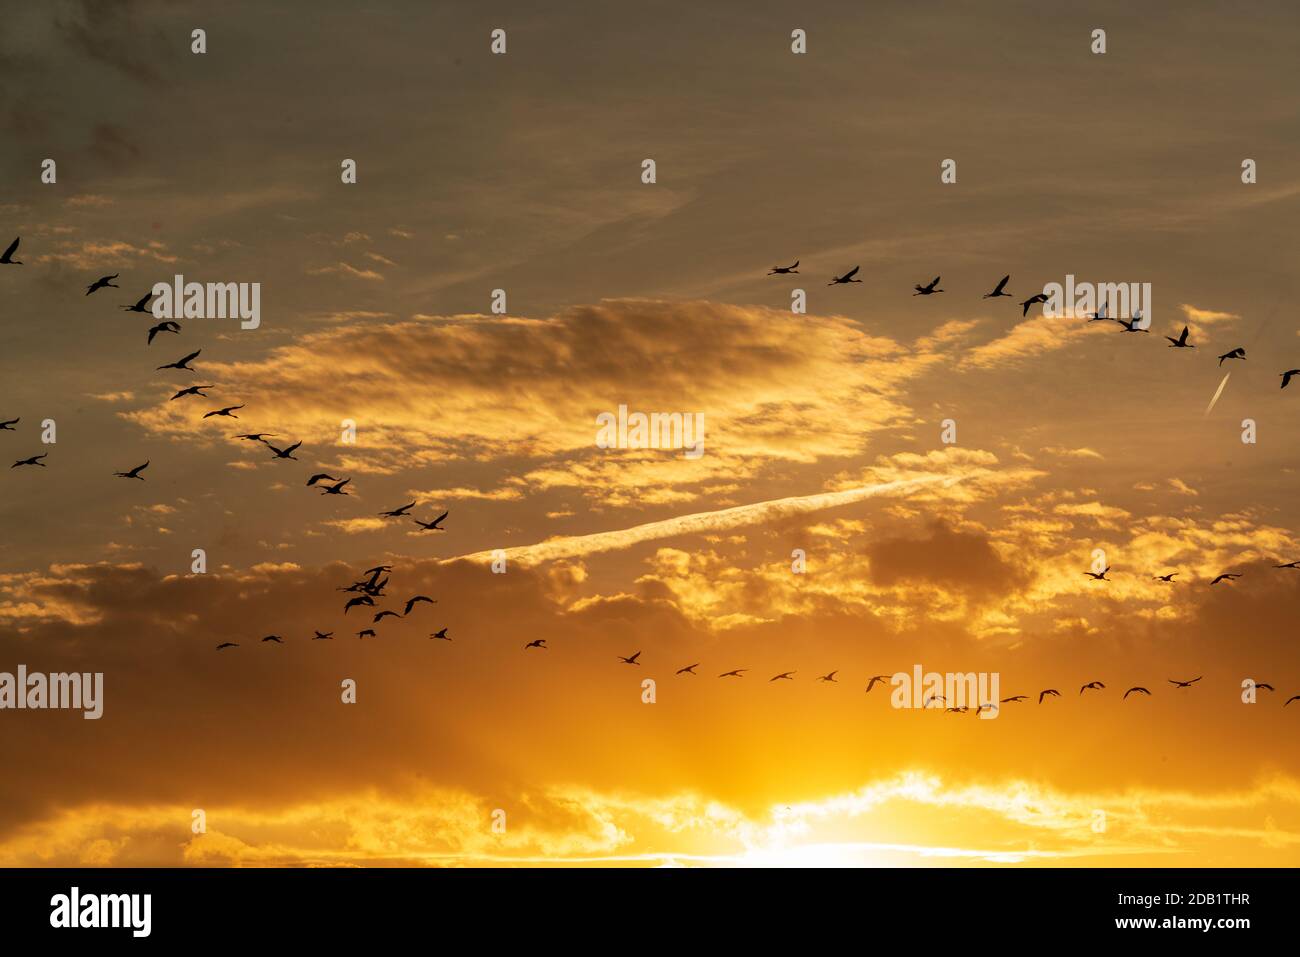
[{"x1": 1, "y1": 0, "x2": 1298, "y2": 867}]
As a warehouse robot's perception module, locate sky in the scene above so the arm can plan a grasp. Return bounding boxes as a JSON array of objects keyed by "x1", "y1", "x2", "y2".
[{"x1": 0, "y1": 0, "x2": 1298, "y2": 866}]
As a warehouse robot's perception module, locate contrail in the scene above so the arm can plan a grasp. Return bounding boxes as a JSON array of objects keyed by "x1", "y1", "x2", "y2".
[
  {"x1": 447, "y1": 473, "x2": 963, "y2": 566},
  {"x1": 1205, "y1": 372, "x2": 1230, "y2": 416}
]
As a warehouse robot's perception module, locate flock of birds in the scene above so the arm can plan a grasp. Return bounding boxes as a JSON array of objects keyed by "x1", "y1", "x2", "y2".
[
  {"x1": 772, "y1": 260, "x2": 1300, "y2": 384},
  {"x1": 2, "y1": 237, "x2": 1298, "y2": 709}
]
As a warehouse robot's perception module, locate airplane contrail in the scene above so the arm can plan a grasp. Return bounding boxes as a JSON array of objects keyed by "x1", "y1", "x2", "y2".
[
  {"x1": 447, "y1": 473, "x2": 964, "y2": 566},
  {"x1": 1205, "y1": 372, "x2": 1230, "y2": 416}
]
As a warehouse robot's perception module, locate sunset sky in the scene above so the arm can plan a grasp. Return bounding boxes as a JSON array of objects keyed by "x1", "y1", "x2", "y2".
[{"x1": 1, "y1": 0, "x2": 1299, "y2": 867}]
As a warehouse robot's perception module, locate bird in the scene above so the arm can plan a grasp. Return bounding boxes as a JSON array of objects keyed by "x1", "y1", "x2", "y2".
[
  {"x1": 319, "y1": 478, "x2": 350, "y2": 495},
  {"x1": 373, "y1": 610, "x2": 402, "y2": 623},
  {"x1": 524, "y1": 639, "x2": 547, "y2": 650},
  {"x1": 913, "y1": 276, "x2": 943, "y2": 296},
  {"x1": 1285, "y1": 695, "x2": 1300, "y2": 707},
  {"x1": 865, "y1": 675, "x2": 890, "y2": 692},
  {"x1": 1020, "y1": 293, "x2": 1048, "y2": 316},
  {"x1": 234, "y1": 432, "x2": 274, "y2": 441},
  {"x1": 215, "y1": 642, "x2": 238, "y2": 650},
  {"x1": 945, "y1": 706, "x2": 969, "y2": 714},
  {"x1": 618, "y1": 652, "x2": 642, "y2": 665},
  {"x1": 363, "y1": 565, "x2": 393, "y2": 577},
  {"x1": 1211, "y1": 573, "x2": 1242, "y2": 585},
  {"x1": 413, "y1": 511, "x2": 448, "y2": 531},
  {"x1": 266, "y1": 441, "x2": 302, "y2": 460},
  {"x1": 1273, "y1": 560, "x2": 1300, "y2": 569},
  {"x1": 1038, "y1": 689, "x2": 1060, "y2": 703},
  {"x1": 817, "y1": 671, "x2": 838, "y2": 683},
  {"x1": 170, "y1": 385, "x2": 213, "y2": 400},
  {"x1": 982, "y1": 275, "x2": 1011, "y2": 299},
  {"x1": 828, "y1": 266, "x2": 862, "y2": 285},
  {"x1": 0, "y1": 237, "x2": 22, "y2": 265},
  {"x1": 202, "y1": 405, "x2": 244, "y2": 419},
  {"x1": 11, "y1": 454, "x2": 47, "y2": 468},
  {"x1": 1281, "y1": 370, "x2": 1300, "y2": 389},
  {"x1": 1124, "y1": 686, "x2": 1151, "y2": 699},
  {"x1": 676, "y1": 663, "x2": 699, "y2": 675},
  {"x1": 718, "y1": 669, "x2": 747, "y2": 678},
  {"x1": 1114, "y1": 317, "x2": 1148, "y2": 333},
  {"x1": 356, "y1": 629, "x2": 377, "y2": 640},
  {"x1": 429, "y1": 628, "x2": 450, "y2": 641},
  {"x1": 307, "y1": 473, "x2": 340, "y2": 487},
  {"x1": 1153, "y1": 573, "x2": 1178, "y2": 582},
  {"x1": 1080, "y1": 681, "x2": 1105, "y2": 694},
  {"x1": 147, "y1": 321, "x2": 181, "y2": 344},
  {"x1": 923, "y1": 693, "x2": 946, "y2": 707},
  {"x1": 0, "y1": 418, "x2": 17, "y2": 430},
  {"x1": 261, "y1": 635, "x2": 284, "y2": 644},
  {"x1": 1000, "y1": 695, "x2": 1027, "y2": 703},
  {"x1": 85, "y1": 274, "x2": 119, "y2": 295},
  {"x1": 1087, "y1": 300, "x2": 1109, "y2": 321},
  {"x1": 1254, "y1": 682, "x2": 1275, "y2": 692},
  {"x1": 121, "y1": 292, "x2": 154, "y2": 313},
  {"x1": 1218, "y1": 347, "x2": 1246, "y2": 366},
  {"x1": 157, "y1": 349, "x2": 200, "y2": 372},
  {"x1": 312, "y1": 631, "x2": 334, "y2": 640},
  {"x1": 1168, "y1": 676, "x2": 1202, "y2": 689},
  {"x1": 769, "y1": 671, "x2": 796, "y2": 681},
  {"x1": 403, "y1": 596, "x2": 436, "y2": 615},
  {"x1": 1165, "y1": 326, "x2": 1194, "y2": 348},
  {"x1": 113, "y1": 461, "x2": 149, "y2": 480},
  {"x1": 1083, "y1": 566, "x2": 1111, "y2": 581},
  {"x1": 768, "y1": 260, "x2": 799, "y2": 275},
  {"x1": 344, "y1": 596, "x2": 375, "y2": 613},
  {"x1": 378, "y1": 502, "x2": 415, "y2": 517}
]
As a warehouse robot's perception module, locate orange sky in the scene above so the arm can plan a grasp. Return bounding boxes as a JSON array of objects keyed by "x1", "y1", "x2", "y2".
[{"x1": 0, "y1": 0, "x2": 1298, "y2": 867}]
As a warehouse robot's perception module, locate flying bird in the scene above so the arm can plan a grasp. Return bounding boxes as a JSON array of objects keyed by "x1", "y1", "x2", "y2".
[
  {"x1": 202, "y1": 405, "x2": 244, "y2": 419},
  {"x1": 147, "y1": 321, "x2": 181, "y2": 344},
  {"x1": 156, "y1": 349, "x2": 201, "y2": 372},
  {"x1": 1168, "y1": 676, "x2": 1202, "y2": 688},
  {"x1": 403, "y1": 595, "x2": 436, "y2": 615},
  {"x1": 373, "y1": 610, "x2": 402, "y2": 623},
  {"x1": 113, "y1": 461, "x2": 149, "y2": 480},
  {"x1": 828, "y1": 266, "x2": 862, "y2": 285},
  {"x1": 1285, "y1": 695, "x2": 1300, "y2": 707},
  {"x1": 11, "y1": 454, "x2": 47, "y2": 468},
  {"x1": 923, "y1": 694, "x2": 946, "y2": 707},
  {"x1": 1273, "y1": 560, "x2": 1300, "y2": 569},
  {"x1": 768, "y1": 260, "x2": 799, "y2": 275},
  {"x1": 307, "y1": 473, "x2": 340, "y2": 487},
  {"x1": 261, "y1": 635, "x2": 284, "y2": 644},
  {"x1": 170, "y1": 385, "x2": 213, "y2": 400},
  {"x1": 121, "y1": 292, "x2": 154, "y2": 313},
  {"x1": 1020, "y1": 293, "x2": 1048, "y2": 316},
  {"x1": 266, "y1": 441, "x2": 302, "y2": 460},
  {"x1": 312, "y1": 631, "x2": 334, "y2": 640},
  {"x1": 1000, "y1": 696, "x2": 1027, "y2": 703},
  {"x1": 718, "y1": 669, "x2": 747, "y2": 678},
  {"x1": 1083, "y1": 566, "x2": 1111, "y2": 581},
  {"x1": 356, "y1": 629, "x2": 377, "y2": 640},
  {"x1": 1218, "y1": 347, "x2": 1246, "y2": 366},
  {"x1": 524, "y1": 639, "x2": 547, "y2": 650},
  {"x1": 234, "y1": 432, "x2": 274, "y2": 441},
  {"x1": 1114, "y1": 317, "x2": 1148, "y2": 333},
  {"x1": 1280, "y1": 370, "x2": 1300, "y2": 389},
  {"x1": 676, "y1": 663, "x2": 699, "y2": 675},
  {"x1": 85, "y1": 273, "x2": 119, "y2": 295},
  {"x1": 1153, "y1": 573, "x2": 1177, "y2": 582},
  {"x1": 0, "y1": 418, "x2": 17, "y2": 430},
  {"x1": 982, "y1": 275, "x2": 1011, "y2": 299},
  {"x1": 215, "y1": 642, "x2": 238, "y2": 650},
  {"x1": 1038, "y1": 689, "x2": 1060, "y2": 703},
  {"x1": 0, "y1": 237, "x2": 22, "y2": 265},
  {"x1": 413, "y1": 511, "x2": 448, "y2": 531},
  {"x1": 429, "y1": 628, "x2": 450, "y2": 641},
  {"x1": 1124, "y1": 687, "x2": 1151, "y2": 699},
  {"x1": 913, "y1": 276, "x2": 943, "y2": 296},
  {"x1": 618, "y1": 652, "x2": 642, "y2": 665},
  {"x1": 865, "y1": 675, "x2": 890, "y2": 692},
  {"x1": 319, "y1": 478, "x2": 350, "y2": 495},
  {"x1": 344, "y1": 595, "x2": 375, "y2": 613},
  {"x1": 1211, "y1": 573, "x2": 1242, "y2": 585},
  {"x1": 817, "y1": 671, "x2": 838, "y2": 683},
  {"x1": 1165, "y1": 326, "x2": 1194, "y2": 348},
  {"x1": 769, "y1": 671, "x2": 796, "y2": 681},
  {"x1": 1254, "y1": 682, "x2": 1275, "y2": 692},
  {"x1": 378, "y1": 502, "x2": 416, "y2": 517},
  {"x1": 1080, "y1": 681, "x2": 1105, "y2": 694}
]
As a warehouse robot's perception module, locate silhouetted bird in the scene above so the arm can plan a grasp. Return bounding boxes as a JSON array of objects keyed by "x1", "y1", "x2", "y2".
[
  {"x1": 0, "y1": 418, "x2": 17, "y2": 430},
  {"x1": 817, "y1": 671, "x2": 838, "y2": 683},
  {"x1": 414, "y1": 511, "x2": 448, "y2": 531},
  {"x1": 828, "y1": 266, "x2": 862, "y2": 285},
  {"x1": 356, "y1": 629, "x2": 376, "y2": 640},
  {"x1": 865, "y1": 675, "x2": 890, "y2": 692},
  {"x1": 1153, "y1": 573, "x2": 1177, "y2": 582},
  {"x1": 319, "y1": 478, "x2": 350, "y2": 495},
  {"x1": 1285, "y1": 695, "x2": 1300, "y2": 707},
  {"x1": 216, "y1": 642, "x2": 238, "y2": 650},
  {"x1": 114, "y1": 461, "x2": 149, "y2": 480},
  {"x1": 373, "y1": 610, "x2": 401, "y2": 623},
  {"x1": 344, "y1": 596, "x2": 375, "y2": 613},
  {"x1": 524, "y1": 639, "x2": 547, "y2": 650},
  {"x1": 1114, "y1": 317, "x2": 1147, "y2": 333},
  {"x1": 1218, "y1": 347, "x2": 1246, "y2": 366},
  {"x1": 1038, "y1": 689, "x2": 1060, "y2": 703},
  {"x1": 1020, "y1": 293, "x2": 1048, "y2": 316},
  {"x1": 1254, "y1": 682, "x2": 1274, "y2": 691},
  {"x1": 1083, "y1": 566, "x2": 1111, "y2": 581},
  {"x1": 718, "y1": 668, "x2": 747, "y2": 678},
  {"x1": 121, "y1": 292, "x2": 154, "y2": 313},
  {"x1": 234, "y1": 432, "x2": 274, "y2": 441},
  {"x1": 157, "y1": 349, "x2": 200, "y2": 372},
  {"x1": 312, "y1": 631, "x2": 334, "y2": 640},
  {"x1": 86, "y1": 274, "x2": 119, "y2": 295},
  {"x1": 913, "y1": 276, "x2": 943, "y2": 296},
  {"x1": 1000, "y1": 696, "x2": 1027, "y2": 703},
  {"x1": 171, "y1": 385, "x2": 213, "y2": 400},
  {"x1": 147, "y1": 321, "x2": 180, "y2": 344},
  {"x1": 770, "y1": 671, "x2": 796, "y2": 681},
  {"x1": 1168, "y1": 676, "x2": 1202, "y2": 689},
  {"x1": 403, "y1": 595, "x2": 435, "y2": 615},
  {"x1": 768, "y1": 260, "x2": 799, "y2": 275},
  {"x1": 676, "y1": 663, "x2": 699, "y2": 675},
  {"x1": 1281, "y1": 370, "x2": 1300, "y2": 389},
  {"x1": 1080, "y1": 681, "x2": 1105, "y2": 694},
  {"x1": 203, "y1": 405, "x2": 244, "y2": 419},
  {"x1": 983, "y1": 275, "x2": 1011, "y2": 299},
  {"x1": 266, "y1": 441, "x2": 301, "y2": 460},
  {"x1": 429, "y1": 628, "x2": 450, "y2": 641},
  {"x1": 378, "y1": 502, "x2": 415, "y2": 517},
  {"x1": 11, "y1": 454, "x2": 46, "y2": 468},
  {"x1": 618, "y1": 652, "x2": 642, "y2": 665},
  {"x1": 307, "y1": 473, "x2": 339, "y2": 487},
  {"x1": 1165, "y1": 326, "x2": 1193, "y2": 348},
  {"x1": 1124, "y1": 687, "x2": 1151, "y2": 699},
  {"x1": 0, "y1": 237, "x2": 22, "y2": 265},
  {"x1": 1211, "y1": 573, "x2": 1242, "y2": 585},
  {"x1": 262, "y1": 635, "x2": 283, "y2": 644},
  {"x1": 1273, "y1": 560, "x2": 1300, "y2": 569}
]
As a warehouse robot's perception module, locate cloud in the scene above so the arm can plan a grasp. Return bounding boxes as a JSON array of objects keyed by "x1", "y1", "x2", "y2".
[{"x1": 306, "y1": 262, "x2": 385, "y2": 281}]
